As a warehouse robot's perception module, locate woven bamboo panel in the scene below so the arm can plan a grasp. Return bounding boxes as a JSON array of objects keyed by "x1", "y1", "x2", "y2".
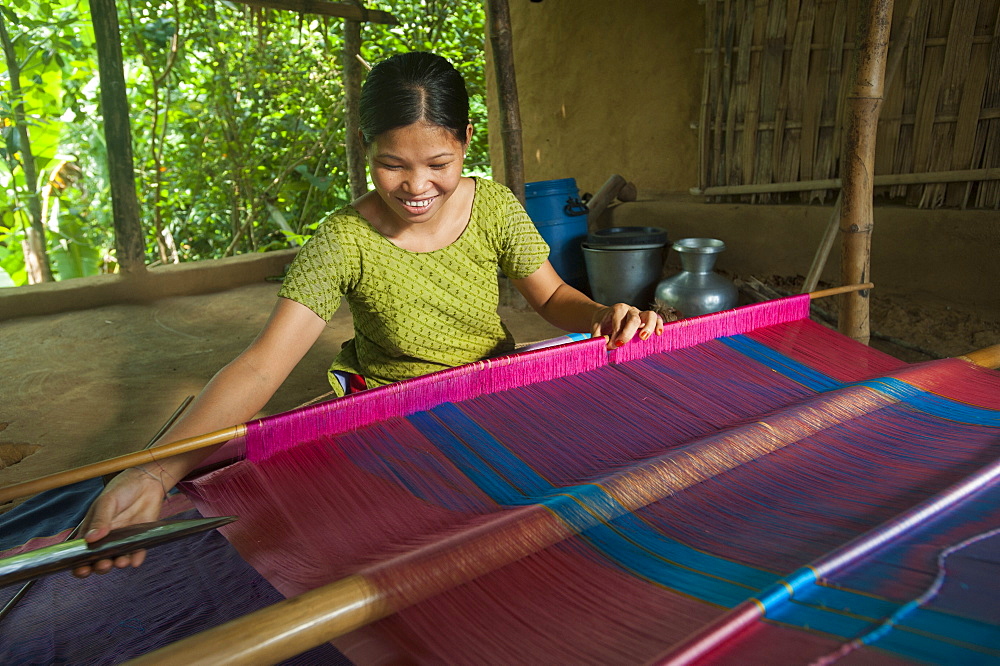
[{"x1": 698, "y1": 0, "x2": 1000, "y2": 208}]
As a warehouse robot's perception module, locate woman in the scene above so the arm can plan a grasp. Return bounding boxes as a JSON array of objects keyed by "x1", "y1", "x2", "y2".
[{"x1": 74, "y1": 52, "x2": 662, "y2": 576}]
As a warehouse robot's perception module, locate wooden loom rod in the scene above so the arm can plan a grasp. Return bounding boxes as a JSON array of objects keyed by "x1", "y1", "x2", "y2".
[
  {"x1": 959, "y1": 344, "x2": 1000, "y2": 370},
  {"x1": 808, "y1": 282, "x2": 873, "y2": 300},
  {"x1": 129, "y1": 349, "x2": 999, "y2": 664},
  {"x1": 0, "y1": 284, "x2": 872, "y2": 506},
  {"x1": 130, "y1": 575, "x2": 384, "y2": 666},
  {"x1": 0, "y1": 425, "x2": 245, "y2": 505}
]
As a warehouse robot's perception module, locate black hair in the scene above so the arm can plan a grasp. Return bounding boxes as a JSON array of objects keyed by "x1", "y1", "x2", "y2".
[{"x1": 359, "y1": 52, "x2": 470, "y2": 146}]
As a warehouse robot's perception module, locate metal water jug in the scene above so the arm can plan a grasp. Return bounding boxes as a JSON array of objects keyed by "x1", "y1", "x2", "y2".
[{"x1": 654, "y1": 238, "x2": 738, "y2": 317}]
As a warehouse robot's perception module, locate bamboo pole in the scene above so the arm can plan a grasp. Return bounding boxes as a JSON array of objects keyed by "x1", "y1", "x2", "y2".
[
  {"x1": 129, "y1": 575, "x2": 383, "y2": 665},
  {"x1": 0, "y1": 425, "x2": 245, "y2": 505},
  {"x1": 485, "y1": 0, "x2": 526, "y2": 203},
  {"x1": 839, "y1": 0, "x2": 895, "y2": 344},
  {"x1": 127, "y1": 339, "x2": 999, "y2": 664},
  {"x1": 801, "y1": 196, "x2": 843, "y2": 293},
  {"x1": 959, "y1": 344, "x2": 1000, "y2": 370},
  {"x1": 800, "y1": 0, "x2": 919, "y2": 294},
  {"x1": 692, "y1": 166, "x2": 1000, "y2": 196},
  {"x1": 808, "y1": 282, "x2": 873, "y2": 300}
]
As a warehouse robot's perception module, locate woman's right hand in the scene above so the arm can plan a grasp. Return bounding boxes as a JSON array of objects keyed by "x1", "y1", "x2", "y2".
[{"x1": 72, "y1": 466, "x2": 168, "y2": 577}]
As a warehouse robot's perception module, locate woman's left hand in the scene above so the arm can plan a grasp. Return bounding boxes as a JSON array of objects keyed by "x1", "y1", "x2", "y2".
[{"x1": 591, "y1": 304, "x2": 664, "y2": 350}]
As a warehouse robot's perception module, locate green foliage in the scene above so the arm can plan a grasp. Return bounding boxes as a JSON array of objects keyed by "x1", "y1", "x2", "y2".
[
  {"x1": 0, "y1": 0, "x2": 490, "y2": 286},
  {"x1": 0, "y1": 213, "x2": 27, "y2": 286}
]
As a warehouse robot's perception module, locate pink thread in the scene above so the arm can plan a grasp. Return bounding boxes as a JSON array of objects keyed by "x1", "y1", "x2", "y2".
[
  {"x1": 245, "y1": 337, "x2": 608, "y2": 462},
  {"x1": 610, "y1": 295, "x2": 811, "y2": 363}
]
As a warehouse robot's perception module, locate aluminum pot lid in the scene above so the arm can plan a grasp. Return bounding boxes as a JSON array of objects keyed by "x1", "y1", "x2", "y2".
[{"x1": 586, "y1": 226, "x2": 668, "y2": 249}]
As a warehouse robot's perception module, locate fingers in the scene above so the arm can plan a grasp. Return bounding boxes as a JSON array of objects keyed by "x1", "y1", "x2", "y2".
[
  {"x1": 72, "y1": 549, "x2": 148, "y2": 578},
  {"x1": 590, "y1": 318, "x2": 607, "y2": 344},
  {"x1": 597, "y1": 304, "x2": 664, "y2": 349}
]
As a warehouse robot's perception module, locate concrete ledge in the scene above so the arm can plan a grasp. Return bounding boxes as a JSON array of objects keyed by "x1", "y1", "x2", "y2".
[
  {"x1": 602, "y1": 196, "x2": 1000, "y2": 314},
  {"x1": 0, "y1": 249, "x2": 298, "y2": 321}
]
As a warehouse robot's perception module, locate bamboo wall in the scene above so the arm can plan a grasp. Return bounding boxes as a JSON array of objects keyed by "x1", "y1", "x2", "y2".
[{"x1": 699, "y1": 0, "x2": 1000, "y2": 208}]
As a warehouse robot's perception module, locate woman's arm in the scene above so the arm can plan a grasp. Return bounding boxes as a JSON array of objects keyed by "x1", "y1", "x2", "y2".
[
  {"x1": 512, "y1": 261, "x2": 663, "y2": 349},
  {"x1": 73, "y1": 297, "x2": 328, "y2": 576}
]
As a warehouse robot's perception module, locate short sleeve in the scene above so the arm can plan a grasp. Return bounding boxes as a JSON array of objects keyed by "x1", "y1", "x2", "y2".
[
  {"x1": 277, "y1": 211, "x2": 359, "y2": 321},
  {"x1": 478, "y1": 179, "x2": 549, "y2": 279}
]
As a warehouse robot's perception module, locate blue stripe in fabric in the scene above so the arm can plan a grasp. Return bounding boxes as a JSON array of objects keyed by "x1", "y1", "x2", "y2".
[
  {"x1": 768, "y1": 597, "x2": 1000, "y2": 663},
  {"x1": 415, "y1": 405, "x2": 777, "y2": 604},
  {"x1": 722, "y1": 336, "x2": 1000, "y2": 426},
  {"x1": 858, "y1": 378, "x2": 1000, "y2": 427},
  {"x1": 762, "y1": 579, "x2": 1000, "y2": 658},
  {"x1": 719, "y1": 336, "x2": 842, "y2": 392},
  {"x1": 876, "y1": 628, "x2": 1000, "y2": 664}
]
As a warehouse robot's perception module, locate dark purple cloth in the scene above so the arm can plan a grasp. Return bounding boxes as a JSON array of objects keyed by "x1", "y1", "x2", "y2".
[{"x1": 0, "y1": 508, "x2": 350, "y2": 665}]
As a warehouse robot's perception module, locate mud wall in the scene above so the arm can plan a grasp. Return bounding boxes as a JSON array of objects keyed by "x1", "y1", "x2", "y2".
[{"x1": 487, "y1": 1, "x2": 703, "y2": 198}]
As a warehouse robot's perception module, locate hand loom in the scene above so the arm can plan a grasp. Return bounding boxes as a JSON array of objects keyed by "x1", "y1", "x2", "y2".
[{"x1": 4, "y1": 290, "x2": 999, "y2": 664}]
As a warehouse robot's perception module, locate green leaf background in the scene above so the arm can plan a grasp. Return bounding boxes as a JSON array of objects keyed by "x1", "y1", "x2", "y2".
[{"x1": 0, "y1": 0, "x2": 488, "y2": 285}]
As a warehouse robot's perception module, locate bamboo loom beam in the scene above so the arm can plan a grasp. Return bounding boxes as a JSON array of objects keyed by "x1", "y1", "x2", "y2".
[
  {"x1": 807, "y1": 282, "x2": 873, "y2": 300},
  {"x1": 129, "y1": 342, "x2": 1000, "y2": 664},
  {"x1": 959, "y1": 344, "x2": 1000, "y2": 370},
  {"x1": 129, "y1": 575, "x2": 383, "y2": 666},
  {"x1": 0, "y1": 285, "x2": 877, "y2": 506}
]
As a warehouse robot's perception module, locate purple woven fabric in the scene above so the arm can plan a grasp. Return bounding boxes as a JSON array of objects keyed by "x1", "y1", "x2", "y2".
[{"x1": 0, "y1": 507, "x2": 350, "y2": 665}]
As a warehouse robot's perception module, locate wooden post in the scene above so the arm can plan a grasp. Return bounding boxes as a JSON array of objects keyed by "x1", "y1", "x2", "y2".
[
  {"x1": 485, "y1": 0, "x2": 525, "y2": 204},
  {"x1": 838, "y1": 0, "x2": 894, "y2": 344},
  {"x1": 342, "y1": 19, "x2": 368, "y2": 200},
  {"x1": 89, "y1": 0, "x2": 147, "y2": 276},
  {"x1": 801, "y1": 0, "x2": 920, "y2": 294}
]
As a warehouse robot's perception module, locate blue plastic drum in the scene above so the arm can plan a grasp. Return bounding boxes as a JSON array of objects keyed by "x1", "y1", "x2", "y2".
[{"x1": 524, "y1": 178, "x2": 589, "y2": 289}]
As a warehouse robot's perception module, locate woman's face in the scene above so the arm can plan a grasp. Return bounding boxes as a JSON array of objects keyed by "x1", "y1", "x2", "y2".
[{"x1": 367, "y1": 121, "x2": 471, "y2": 226}]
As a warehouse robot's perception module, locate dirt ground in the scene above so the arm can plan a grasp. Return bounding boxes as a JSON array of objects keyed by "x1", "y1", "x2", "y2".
[{"x1": 1, "y1": 276, "x2": 997, "y2": 513}]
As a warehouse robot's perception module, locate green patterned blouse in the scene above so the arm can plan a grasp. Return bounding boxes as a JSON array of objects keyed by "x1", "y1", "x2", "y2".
[{"x1": 278, "y1": 177, "x2": 550, "y2": 395}]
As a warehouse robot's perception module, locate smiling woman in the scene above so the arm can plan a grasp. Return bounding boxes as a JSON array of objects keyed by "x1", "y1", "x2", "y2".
[
  {"x1": 359, "y1": 121, "x2": 475, "y2": 248},
  {"x1": 72, "y1": 51, "x2": 665, "y2": 578}
]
